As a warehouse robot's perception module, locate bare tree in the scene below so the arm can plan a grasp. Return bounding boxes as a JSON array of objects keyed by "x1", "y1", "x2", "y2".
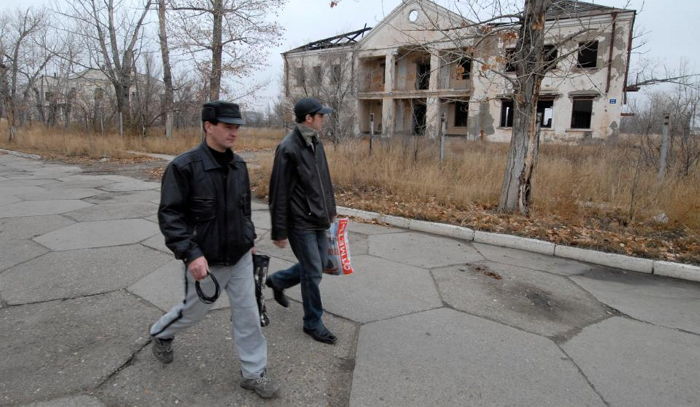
[
  {"x1": 157, "y1": 0, "x2": 174, "y2": 138},
  {"x1": 497, "y1": 0, "x2": 552, "y2": 214},
  {"x1": 168, "y1": 0, "x2": 286, "y2": 100},
  {"x1": 625, "y1": 74, "x2": 700, "y2": 178},
  {"x1": 0, "y1": 8, "x2": 54, "y2": 141},
  {"x1": 57, "y1": 0, "x2": 152, "y2": 133}
]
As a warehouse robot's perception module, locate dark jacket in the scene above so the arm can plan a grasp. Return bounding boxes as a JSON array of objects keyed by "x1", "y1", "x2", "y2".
[
  {"x1": 269, "y1": 125, "x2": 337, "y2": 240},
  {"x1": 158, "y1": 142, "x2": 255, "y2": 266}
]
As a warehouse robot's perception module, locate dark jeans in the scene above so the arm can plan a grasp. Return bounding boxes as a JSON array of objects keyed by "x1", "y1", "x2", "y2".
[{"x1": 269, "y1": 228, "x2": 328, "y2": 331}]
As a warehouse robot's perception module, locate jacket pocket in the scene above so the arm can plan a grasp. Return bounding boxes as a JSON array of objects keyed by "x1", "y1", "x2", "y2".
[{"x1": 191, "y1": 196, "x2": 216, "y2": 223}]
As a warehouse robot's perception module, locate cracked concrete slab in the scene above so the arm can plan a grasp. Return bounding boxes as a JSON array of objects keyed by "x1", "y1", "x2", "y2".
[
  {"x1": 347, "y1": 232, "x2": 368, "y2": 255},
  {"x1": 65, "y1": 201, "x2": 158, "y2": 221},
  {"x1": 0, "y1": 238, "x2": 48, "y2": 273},
  {"x1": 0, "y1": 214, "x2": 75, "y2": 240},
  {"x1": 141, "y1": 233, "x2": 169, "y2": 254},
  {"x1": 351, "y1": 308, "x2": 605, "y2": 407},
  {"x1": 252, "y1": 210, "x2": 271, "y2": 229},
  {"x1": 347, "y1": 221, "x2": 403, "y2": 235},
  {"x1": 15, "y1": 187, "x2": 101, "y2": 201},
  {"x1": 96, "y1": 303, "x2": 356, "y2": 407},
  {"x1": 0, "y1": 245, "x2": 172, "y2": 304},
  {"x1": 58, "y1": 174, "x2": 134, "y2": 188},
  {"x1": 0, "y1": 185, "x2": 46, "y2": 197},
  {"x1": 85, "y1": 190, "x2": 161, "y2": 204},
  {"x1": 33, "y1": 219, "x2": 159, "y2": 251},
  {"x1": 101, "y1": 179, "x2": 160, "y2": 192},
  {"x1": 0, "y1": 200, "x2": 93, "y2": 218},
  {"x1": 128, "y1": 259, "x2": 229, "y2": 311},
  {"x1": 571, "y1": 268, "x2": 700, "y2": 334},
  {"x1": 433, "y1": 261, "x2": 611, "y2": 337},
  {"x1": 474, "y1": 242, "x2": 595, "y2": 276},
  {"x1": 562, "y1": 317, "x2": 700, "y2": 407},
  {"x1": 284, "y1": 255, "x2": 441, "y2": 324},
  {"x1": 369, "y1": 232, "x2": 483, "y2": 268},
  {"x1": 0, "y1": 291, "x2": 161, "y2": 406},
  {"x1": 19, "y1": 395, "x2": 106, "y2": 407}
]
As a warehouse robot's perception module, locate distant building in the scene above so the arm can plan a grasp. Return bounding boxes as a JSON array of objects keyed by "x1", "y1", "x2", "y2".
[
  {"x1": 34, "y1": 68, "x2": 163, "y2": 125},
  {"x1": 282, "y1": 0, "x2": 636, "y2": 142}
]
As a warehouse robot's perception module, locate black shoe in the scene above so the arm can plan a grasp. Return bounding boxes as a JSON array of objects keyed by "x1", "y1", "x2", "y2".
[
  {"x1": 303, "y1": 327, "x2": 337, "y2": 345},
  {"x1": 152, "y1": 336, "x2": 173, "y2": 364},
  {"x1": 265, "y1": 276, "x2": 289, "y2": 308}
]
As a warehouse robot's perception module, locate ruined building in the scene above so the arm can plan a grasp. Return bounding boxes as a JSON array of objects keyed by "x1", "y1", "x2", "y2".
[{"x1": 282, "y1": 0, "x2": 636, "y2": 142}]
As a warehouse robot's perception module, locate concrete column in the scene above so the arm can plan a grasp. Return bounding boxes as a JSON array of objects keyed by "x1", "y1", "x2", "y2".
[
  {"x1": 425, "y1": 52, "x2": 442, "y2": 138},
  {"x1": 426, "y1": 97, "x2": 441, "y2": 139},
  {"x1": 384, "y1": 52, "x2": 395, "y2": 92},
  {"x1": 428, "y1": 52, "x2": 440, "y2": 91},
  {"x1": 382, "y1": 97, "x2": 395, "y2": 138},
  {"x1": 382, "y1": 51, "x2": 396, "y2": 137}
]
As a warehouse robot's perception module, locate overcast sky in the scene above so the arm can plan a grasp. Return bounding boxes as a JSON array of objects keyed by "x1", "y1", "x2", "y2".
[{"x1": 2, "y1": 0, "x2": 698, "y2": 111}]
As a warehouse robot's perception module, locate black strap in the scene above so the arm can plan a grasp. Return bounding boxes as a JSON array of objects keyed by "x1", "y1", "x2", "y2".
[{"x1": 195, "y1": 271, "x2": 220, "y2": 304}]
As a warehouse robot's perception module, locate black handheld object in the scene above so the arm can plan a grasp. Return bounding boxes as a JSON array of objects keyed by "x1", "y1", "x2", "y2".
[
  {"x1": 253, "y1": 254, "x2": 270, "y2": 327},
  {"x1": 195, "y1": 271, "x2": 221, "y2": 304}
]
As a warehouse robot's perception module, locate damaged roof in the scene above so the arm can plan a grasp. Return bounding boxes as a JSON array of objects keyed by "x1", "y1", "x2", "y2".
[
  {"x1": 546, "y1": 0, "x2": 633, "y2": 19},
  {"x1": 284, "y1": 26, "x2": 372, "y2": 54}
]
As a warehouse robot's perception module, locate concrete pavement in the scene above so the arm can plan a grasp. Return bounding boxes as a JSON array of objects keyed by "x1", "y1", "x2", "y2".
[{"x1": 1, "y1": 152, "x2": 699, "y2": 407}]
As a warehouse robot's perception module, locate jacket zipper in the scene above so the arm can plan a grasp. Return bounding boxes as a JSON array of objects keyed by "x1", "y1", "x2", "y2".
[{"x1": 313, "y1": 148, "x2": 331, "y2": 224}]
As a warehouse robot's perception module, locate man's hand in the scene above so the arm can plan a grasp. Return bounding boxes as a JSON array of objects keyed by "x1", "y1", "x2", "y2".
[
  {"x1": 187, "y1": 256, "x2": 209, "y2": 281},
  {"x1": 273, "y1": 239, "x2": 288, "y2": 248}
]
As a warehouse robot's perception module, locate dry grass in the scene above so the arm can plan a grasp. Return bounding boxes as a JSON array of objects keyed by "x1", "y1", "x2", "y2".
[
  {"x1": 253, "y1": 136, "x2": 699, "y2": 263},
  {"x1": 0, "y1": 124, "x2": 285, "y2": 158},
  {"x1": 319, "y1": 137, "x2": 700, "y2": 231},
  {"x1": 2, "y1": 124, "x2": 698, "y2": 263}
]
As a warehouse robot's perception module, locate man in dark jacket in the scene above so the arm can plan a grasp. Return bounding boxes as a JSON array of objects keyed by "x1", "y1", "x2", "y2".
[
  {"x1": 149, "y1": 101, "x2": 279, "y2": 399},
  {"x1": 266, "y1": 97, "x2": 338, "y2": 345}
]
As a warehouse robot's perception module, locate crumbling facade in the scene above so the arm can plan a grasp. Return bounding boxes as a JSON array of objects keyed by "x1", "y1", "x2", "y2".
[{"x1": 282, "y1": 0, "x2": 636, "y2": 142}]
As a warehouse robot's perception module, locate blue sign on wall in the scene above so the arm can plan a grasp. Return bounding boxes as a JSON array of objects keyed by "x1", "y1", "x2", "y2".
[{"x1": 609, "y1": 98, "x2": 617, "y2": 104}]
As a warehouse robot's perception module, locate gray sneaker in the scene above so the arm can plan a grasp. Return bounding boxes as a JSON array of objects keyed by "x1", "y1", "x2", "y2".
[
  {"x1": 152, "y1": 337, "x2": 173, "y2": 364},
  {"x1": 240, "y1": 371, "x2": 280, "y2": 399}
]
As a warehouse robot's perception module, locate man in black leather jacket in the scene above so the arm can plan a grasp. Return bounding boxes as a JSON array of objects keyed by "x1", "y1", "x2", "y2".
[
  {"x1": 149, "y1": 101, "x2": 279, "y2": 399},
  {"x1": 266, "y1": 98, "x2": 339, "y2": 345}
]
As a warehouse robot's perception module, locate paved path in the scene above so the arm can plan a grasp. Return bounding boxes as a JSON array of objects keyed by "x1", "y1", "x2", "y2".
[{"x1": 1, "y1": 152, "x2": 699, "y2": 407}]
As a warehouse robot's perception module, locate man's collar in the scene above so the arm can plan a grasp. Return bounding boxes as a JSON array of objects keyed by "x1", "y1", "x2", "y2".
[
  {"x1": 296, "y1": 123, "x2": 319, "y2": 148},
  {"x1": 198, "y1": 142, "x2": 240, "y2": 170}
]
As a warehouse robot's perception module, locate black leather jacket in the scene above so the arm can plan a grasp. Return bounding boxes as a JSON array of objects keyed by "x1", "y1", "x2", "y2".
[
  {"x1": 158, "y1": 142, "x2": 255, "y2": 265},
  {"x1": 269, "y1": 125, "x2": 337, "y2": 240}
]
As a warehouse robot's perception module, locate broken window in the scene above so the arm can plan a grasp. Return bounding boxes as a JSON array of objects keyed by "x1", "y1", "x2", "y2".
[
  {"x1": 313, "y1": 66, "x2": 322, "y2": 84},
  {"x1": 543, "y1": 45, "x2": 558, "y2": 68},
  {"x1": 331, "y1": 64, "x2": 341, "y2": 84},
  {"x1": 537, "y1": 99, "x2": 554, "y2": 128},
  {"x1": 505, "y1": 48, "x2": 517, "y2": 73},
  {"x1": 417, "y1": 62, "x2": 430, "y2": 90},
  {"x1": 295, "y1": 68, "x2": 305, "y2": 87},
  {"x1": 577, "y1": 41, "x2": 598, "y2": 68},
  {"x1": 454, "y1": 101, "x2": 469, "y2": 127},
  {"x1": 455, "y1": 58, "x2": 471, "y2": 80},
  {"x1": 571, "y1": 98, "x2": 593, "y2": 129},
  {"x1": 500, "y1": 99, "x2": 514, "y2": 127}
]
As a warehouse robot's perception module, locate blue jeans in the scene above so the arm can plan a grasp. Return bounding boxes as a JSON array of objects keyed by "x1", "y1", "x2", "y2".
[{"x1": 269, "y1": 228, "x2": 329, "y2": 331}]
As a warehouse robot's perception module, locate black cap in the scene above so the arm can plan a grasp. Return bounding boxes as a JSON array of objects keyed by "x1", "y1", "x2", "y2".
[
  {"x1": 294, "y1": 98, "x2": 333, "y2": 121},
  {"x1": 202, "y1": 100, "x2": 245, "y2": 125}
]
